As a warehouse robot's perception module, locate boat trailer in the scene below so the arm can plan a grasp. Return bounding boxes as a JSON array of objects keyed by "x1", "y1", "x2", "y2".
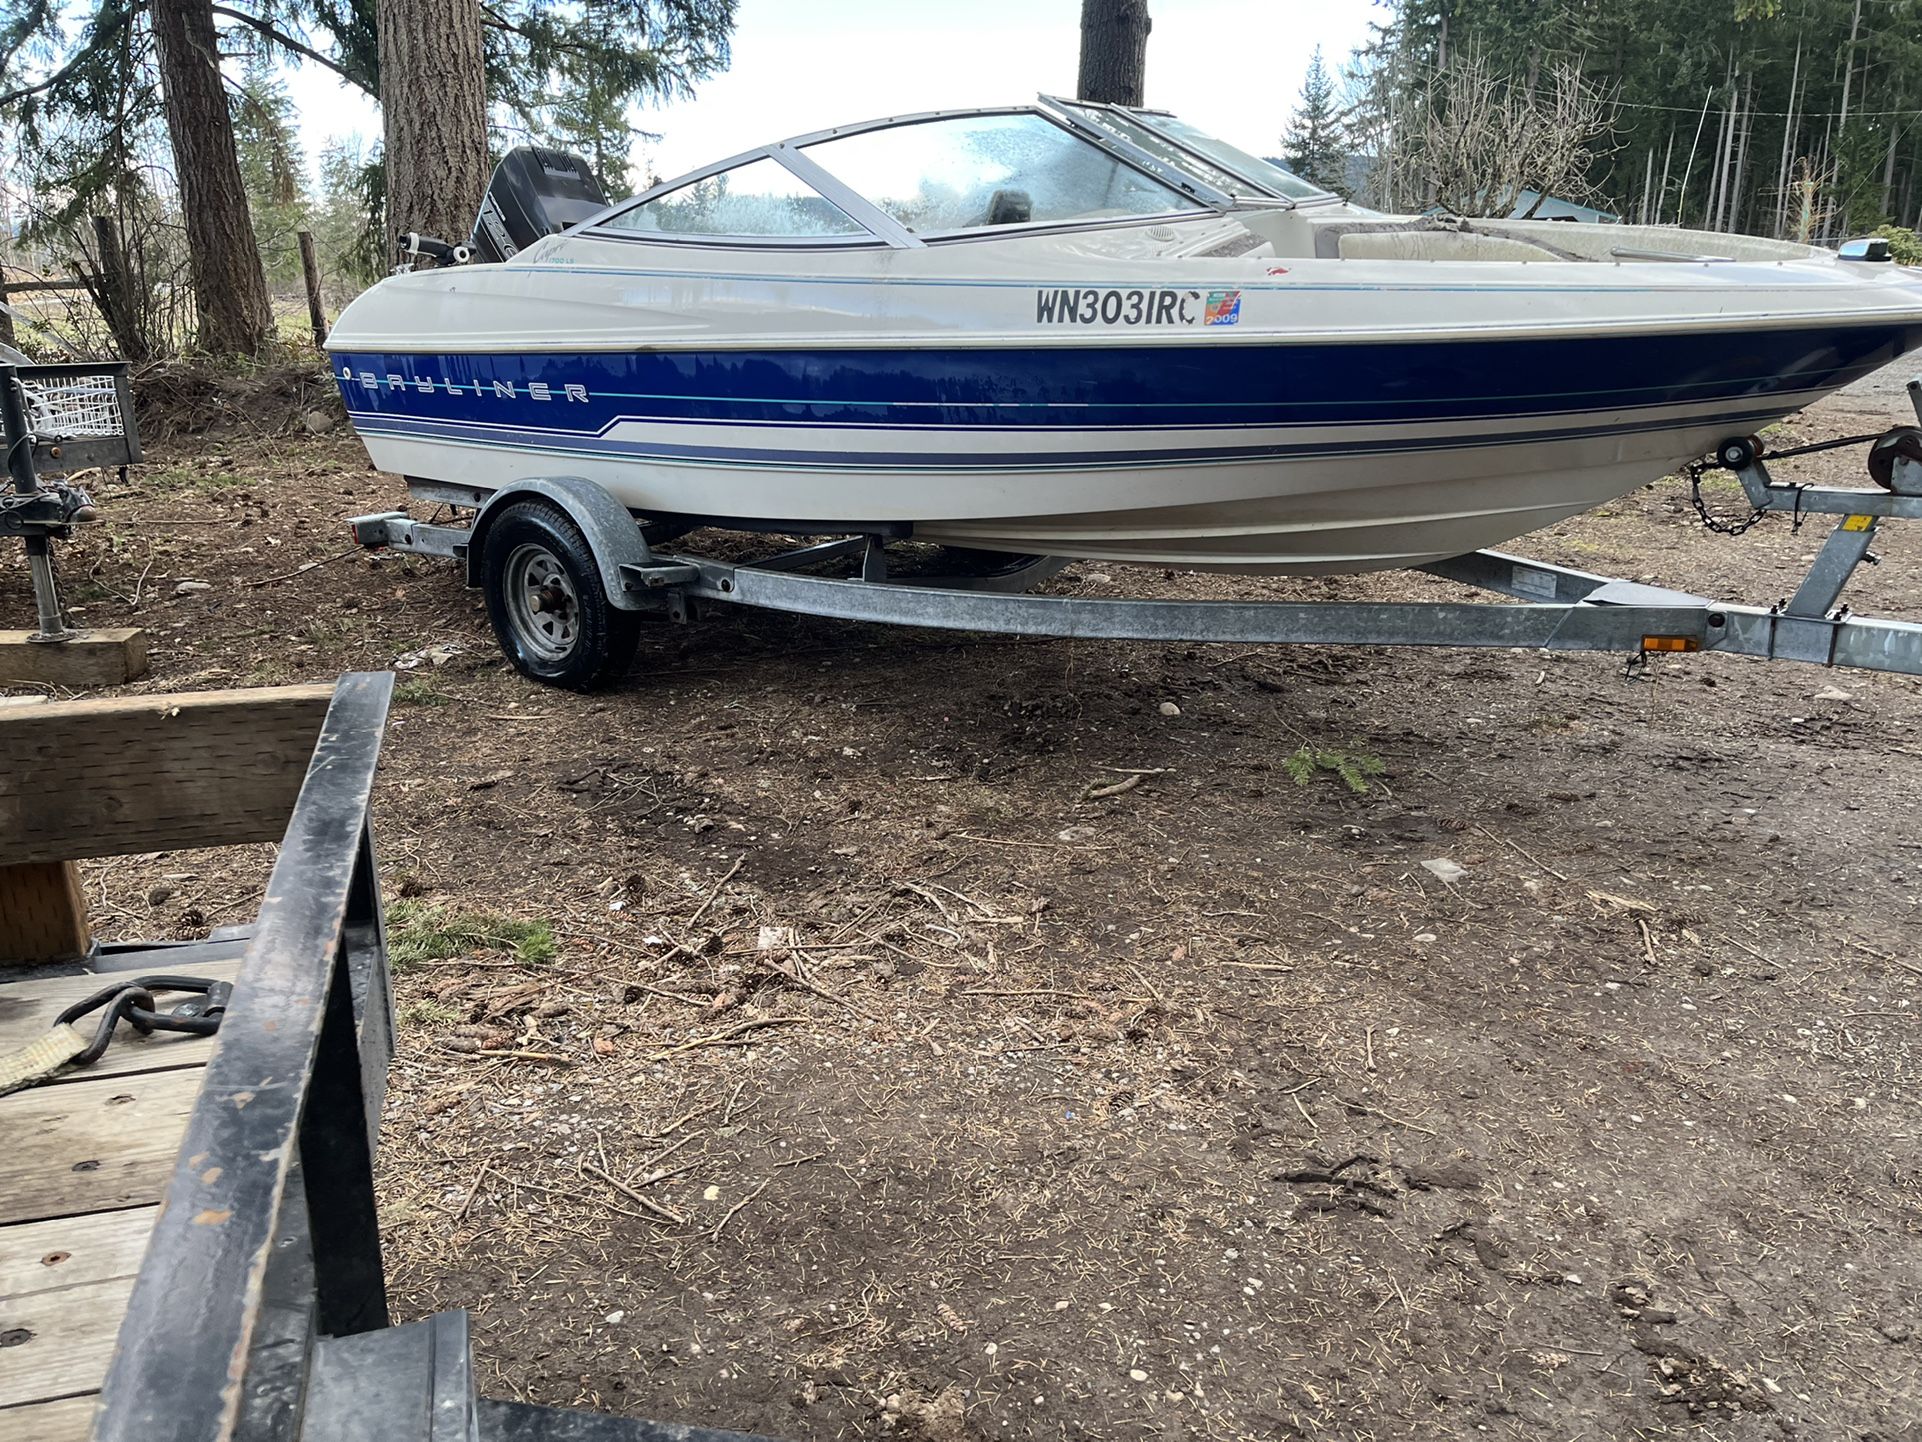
[{"x1": 348, "y1": 378, "x2": 1922, "y2": 690}]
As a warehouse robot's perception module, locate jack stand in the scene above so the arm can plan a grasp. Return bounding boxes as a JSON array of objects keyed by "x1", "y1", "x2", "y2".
[
  {"x1": 1, "y1": 360, "x2": 147, "y2": 686},
  {"x1": 24, "y1": 535, "x2": 79, "y2": 644}
]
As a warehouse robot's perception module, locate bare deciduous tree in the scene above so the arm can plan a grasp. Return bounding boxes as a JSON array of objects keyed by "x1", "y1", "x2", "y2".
[{"x1": 1385, "y1": 51, "x2": 1613, "y2": 218}]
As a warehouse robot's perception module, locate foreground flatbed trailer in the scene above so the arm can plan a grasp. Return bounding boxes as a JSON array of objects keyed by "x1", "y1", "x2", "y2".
[
  {"x1": 0, "y1": 676, "x2": 773, "y2": 1442},
  {"x1": 347, "y1": 380, "x2": 1922, "y2": 691}
]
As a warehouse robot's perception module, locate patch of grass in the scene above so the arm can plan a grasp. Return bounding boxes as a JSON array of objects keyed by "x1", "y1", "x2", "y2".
[
  {"x1": 1284, "y1": 744, "x2": 1387, "y2": 795},
  {"x1": 393, "y1": 678, "x2": 452, "y2": 706},
  {"x1": 386, "y1": 899, "x2": 559, "y2": 973},
  {"x1": 397, "y1": 999, "x2": 466, "y2": 1028}
]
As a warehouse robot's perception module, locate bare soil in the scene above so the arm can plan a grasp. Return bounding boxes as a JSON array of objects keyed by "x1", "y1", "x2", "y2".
[{"x1": 8, "y1": 371, "x2": 1921, "y2": 1441}]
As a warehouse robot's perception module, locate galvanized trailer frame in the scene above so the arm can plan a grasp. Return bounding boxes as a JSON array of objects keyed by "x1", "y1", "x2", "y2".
[{"x1": 349, "y1": 378, "x2": 1922, "y2": 686}]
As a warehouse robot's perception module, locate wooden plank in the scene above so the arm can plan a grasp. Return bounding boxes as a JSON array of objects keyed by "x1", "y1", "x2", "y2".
[
  {"x1": 0, "y1": 1273, "x2": 135, "y2": 1407},
  {"x1": 0, "y1": 630, "x2": 148, "y2": 689},
  {"x1": 0, "y1": 961, "x2": 241, "y2": 1081},
  {"x1": 0, "y1": 1394, "x2": 99, "y2": 1442},
  {"x1": 0, "y1": 1070, "x2": 204, "y2": 1225},
  {"x1": 0, "y1": 1212, "x2": 158, "y2": 1412},
  {"x1": 0, "y1": 683, "x2": 333, "y2": 866},
  {"x1": 0, "y1": 1207, "x2": 158, "y2": 1297}
]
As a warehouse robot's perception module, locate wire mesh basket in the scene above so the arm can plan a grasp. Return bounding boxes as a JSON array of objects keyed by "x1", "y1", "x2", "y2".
[
  {"x1": 22, "y1": 369, "x2": 126, "y2": 439},
  {"x1": 7, "y1": 362, "x2": 141, "y2": 472}
]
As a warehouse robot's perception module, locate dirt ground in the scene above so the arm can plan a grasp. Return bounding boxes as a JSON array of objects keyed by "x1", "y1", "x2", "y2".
[{"x1": 9, "y1": 366, "x2": 1922, "y2": 1441}]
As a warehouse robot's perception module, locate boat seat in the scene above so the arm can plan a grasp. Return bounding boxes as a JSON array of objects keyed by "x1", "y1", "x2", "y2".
[{"x1": 1313, "y1": 218, "x2": 1581, "y2": 263}]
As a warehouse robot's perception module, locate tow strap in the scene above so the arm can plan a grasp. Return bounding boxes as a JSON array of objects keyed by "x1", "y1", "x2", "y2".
[{"x1": 0, "y1": 975, "x2": 231, "y2": 1096}]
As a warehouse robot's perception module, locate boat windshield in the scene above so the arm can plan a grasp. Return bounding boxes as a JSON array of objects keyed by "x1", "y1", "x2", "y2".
[
  {"x1": 798, "y1": 112, "x2": 1207, "y2": 235},
  {"x1": 1058, "y1": 101, "x2": 1333, "y2": 203}
]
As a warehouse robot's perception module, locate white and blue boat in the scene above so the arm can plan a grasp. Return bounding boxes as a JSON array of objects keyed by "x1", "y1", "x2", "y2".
[{"x1": 329, "y1": 100, "x2": 1922, "y2": 575}]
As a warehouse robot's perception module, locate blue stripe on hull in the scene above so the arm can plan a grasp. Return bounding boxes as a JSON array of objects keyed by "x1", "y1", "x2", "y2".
[
  {"x1": 334, "y1": 324, "x2": 1916, "y2": 443},
  {"x1": 347, "y1": 402, "x2": 1799, "y2": 473}
]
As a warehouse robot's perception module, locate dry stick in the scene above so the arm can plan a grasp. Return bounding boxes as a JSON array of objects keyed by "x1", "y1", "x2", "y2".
[
  {"x1": 686, "y1": 855, "x2": 744, "y2": 929},
  {"x1": 825, "y1": 894, "x2": 891, "y2": 945},
  {"x1": 581, "y1": 1160, "x2": 688, "y2": 1225},
  {"x1": 1365, "y1": 1026, "x2": 1377, "y2": 1072},
  {"x1": 454, "y1": 1159, "x2": 494, "y2": 1224},
  {"x1": 711, "y1": 1177, "x2": 773, "y2": 1241},
  {"x1": 776, "y1": 966, "x2": 875, "y2": 1021},
  {"x1": 719, "y1": 1078, "x2": 749, "y2": 1126},
  {"x1": 897, "y1": 880, "x2": 956, "y2": 925},
  {"x1": 631, "y1": 1131, "x2": 700, "y2": 1182},
  {"x1": 243, "y1": 547, "x2": 362, "y2": 589},
  {"x1": 441, "y1": 1044, "x2": 576, "y2": 1064},
  {"x1": 1637, "y1": 918, "x2": 1660, "y2": 968},
  {"x1": 1473, "y1": 823, "x2": 1570, "y2": 882},
  {"x1": 951, "y1": 832, "x2": 1113, "y2": 851},
  {"x1": 1083, "y1": 773, "x2": 1143, "y2": 801},
  {"x1": 649, "y1": 1016, "x2": 808, "y2": 1061}
]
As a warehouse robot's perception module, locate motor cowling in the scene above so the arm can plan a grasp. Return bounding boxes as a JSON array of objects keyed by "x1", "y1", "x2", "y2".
[{"x1": 469, "y1": 146, "x2": 610, "y2": 263}]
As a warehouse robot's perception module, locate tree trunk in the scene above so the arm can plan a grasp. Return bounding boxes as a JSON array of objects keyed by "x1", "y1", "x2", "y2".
[
  {"x1": 149, "y1": 0, "x2": 275, "y2": 357},
  {"x1": 379, "y1": 0, "x2": 490, "y2": 260},
  {"x1": 1077, "y1": 0, "x2": 1151, "y2": 107},
  {"x1": 89, "y1": 215, "x2": 150, "y2": 362},
  {"x1": 298, "y1": 230, "x2": 328, "y2": 347},
  {"x1": 0, "y1": 270, "x2": 15, "y2": 352}
]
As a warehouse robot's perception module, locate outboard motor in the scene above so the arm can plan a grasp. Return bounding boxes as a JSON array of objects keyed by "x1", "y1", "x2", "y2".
[{"x1": 469, "y1": 146, "x2": 610, "y2": 263}]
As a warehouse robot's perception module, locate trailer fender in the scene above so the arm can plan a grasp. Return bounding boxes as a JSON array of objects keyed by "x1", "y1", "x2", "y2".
[{"x1": 467, "y1": 477, "x2": 651, "y2": 610}]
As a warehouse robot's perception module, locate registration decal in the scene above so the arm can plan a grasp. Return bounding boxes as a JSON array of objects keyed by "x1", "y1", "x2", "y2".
[
  {"x1": 1034, "y1": 287, "x2": 1203, "y2": 326},
  {"x1": 1204, "y1": 289, "x2": 1243, "y2": 326}
]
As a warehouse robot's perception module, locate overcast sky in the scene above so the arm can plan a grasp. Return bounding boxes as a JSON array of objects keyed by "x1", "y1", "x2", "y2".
[{"x1": 287, "y1": 0, "x2": 1382, "y2": 185}]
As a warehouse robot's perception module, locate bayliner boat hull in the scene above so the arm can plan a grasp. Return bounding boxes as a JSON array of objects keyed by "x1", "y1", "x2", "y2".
[
  {"x1": 329, "y1": 102, "x2": 1922, "y2": 575},
  {"x1": 336, "y1": 317, "x2": 1916, "y2": 573}
]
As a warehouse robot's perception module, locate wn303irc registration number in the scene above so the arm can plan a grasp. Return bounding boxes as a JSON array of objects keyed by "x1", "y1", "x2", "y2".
[{"x1": 1034, "y1": 286, "x2": 1243, "y2": 327}]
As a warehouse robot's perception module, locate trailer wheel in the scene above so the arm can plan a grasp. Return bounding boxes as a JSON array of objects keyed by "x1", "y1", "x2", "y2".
[{"x1": 481, "y1": 500, "x2": 640, "y2": 690}]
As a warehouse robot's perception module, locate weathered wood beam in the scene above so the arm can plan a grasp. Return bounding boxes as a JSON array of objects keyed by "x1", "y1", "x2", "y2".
[
  {"x1": 0, "y1": 684, "x2": 335, "y2": 866},
  {"x1": 0, "y1": 629, "x2": 149, "y2": 688}
]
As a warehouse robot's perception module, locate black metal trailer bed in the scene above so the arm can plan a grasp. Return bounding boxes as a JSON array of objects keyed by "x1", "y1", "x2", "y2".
[{"x1": 0, "y1": 674, "x2": 772, "y2": 1442}]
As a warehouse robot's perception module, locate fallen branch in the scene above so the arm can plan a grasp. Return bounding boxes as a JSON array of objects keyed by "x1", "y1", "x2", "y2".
[
  {"x1": 711, "y1": 1177, "x2": 773, "y2": 1241},
  {"x1": 686, "y1": 855, "x2": 744, "y2": 928},
  {"x1": 581, "y1": 1160, "x2": 687, "y2": 1224},
  {"x1": 244, "y1": 547, "x2": 361, "y2": 589},
  {"x1": 648, "y1": 1016, "x2": 808, "y2": 1060}
]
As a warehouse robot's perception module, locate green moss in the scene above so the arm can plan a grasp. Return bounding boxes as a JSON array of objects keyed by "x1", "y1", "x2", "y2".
[{"x1": 386, "y1": 900, "x2": 559, "y2": 973}]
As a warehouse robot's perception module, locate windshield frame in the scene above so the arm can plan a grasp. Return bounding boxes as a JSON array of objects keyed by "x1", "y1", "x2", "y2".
[
  {"x1": 1041, "y1": 94, "x2": 1341, "y2": 207},
  {"x1": 576, "y1": 104, "x2": 1246, "y2": 251}
]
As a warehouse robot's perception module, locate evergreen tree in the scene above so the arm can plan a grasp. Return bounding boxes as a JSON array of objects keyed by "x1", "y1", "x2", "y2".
[
  {"x1": 1282, "y1": 48, "x2": 1349, "y2": 195},
  {"x1": 2, "y1": 1, "x2": 739, "y2": 352},
  {"x1": 234, "y1": 60, "x2": 306, "y2": 286}
]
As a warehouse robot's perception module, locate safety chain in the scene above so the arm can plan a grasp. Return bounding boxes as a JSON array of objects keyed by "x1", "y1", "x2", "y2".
[
  {"x1": 57, "y1": 975, "x2": 232, "y2": 1065},
  {"x1": 1687, "y1": 431, "x2": 1887, "y2": 537}
]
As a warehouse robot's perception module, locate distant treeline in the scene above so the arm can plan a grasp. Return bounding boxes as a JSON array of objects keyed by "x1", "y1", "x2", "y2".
[{"x1": 1338, "y1": 0, "x2": 1921, "y2": 240}]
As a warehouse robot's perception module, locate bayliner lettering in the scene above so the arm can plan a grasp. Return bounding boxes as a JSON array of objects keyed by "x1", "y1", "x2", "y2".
[
  {"x1": 1035, "y1": 288, "x2": 1205, "y2": 326},
  {"x1": 337, "y1": 364, "x2": 590, "y2": 402}
]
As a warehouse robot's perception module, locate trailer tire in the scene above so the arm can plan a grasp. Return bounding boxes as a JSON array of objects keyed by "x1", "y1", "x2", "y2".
[{"x1": 481, "y1": 500, "x2": 640, "y2": 691}]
